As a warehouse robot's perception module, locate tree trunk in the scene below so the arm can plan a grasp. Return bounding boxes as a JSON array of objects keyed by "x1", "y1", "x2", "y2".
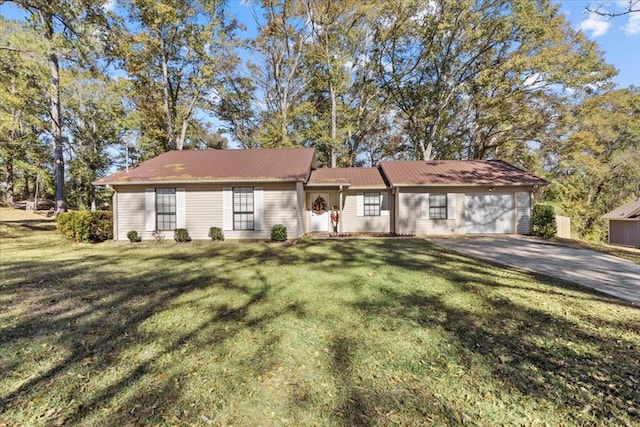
[
  {"x1": 281, "y1": 102, "x2": 288, "y2": 146},
  {"x1": 40, "y1": 9, "x2": 67, "y2": 215},
  {"x1": 49, "y1": 51, "x2": 66, "y2": 214},
  {"x1": 6, "y1": 156, "x2": 14, "y2": 206},
  {"x1": 7, "y1": 83, "x2": 16, "y2": 206},
  {"x1": 330, "y1": 80, "x2": 337, "y2": 168},
  {"x1": 23, "y1": 171, "x2": 30, "y2": 200},
  {"x1": 160, "y1": 37, "x2": 176, "y2": 150}
]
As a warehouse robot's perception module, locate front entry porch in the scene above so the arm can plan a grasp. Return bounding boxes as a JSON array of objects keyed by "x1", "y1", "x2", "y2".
[{"x1": 306, "y1": 190, "x2": 342, "y2": 234}]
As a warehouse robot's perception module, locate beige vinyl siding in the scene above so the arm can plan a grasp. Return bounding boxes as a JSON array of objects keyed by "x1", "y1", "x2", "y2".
[
  {"x1": 516, "y1": 192, "x2": 532, "y2": 235},
  {"x1": 260, "y1": 183, "x2": 299, "y2": 239},
  {"x1": 341, "y1": 190, "x2": 391, "y2": 233},
  {"x1": 114, "y1": 186, "x2": 147, "y2": 240},
  {"x1": 203, "y1": 182, "x2": 299, "y2": 240},
  {"x1": 397, "y1": 186, "x2": 534, "y2": 236},
  {"x1": 184, "y1": 185, "x2": 222, "y2": 239},
  {"x1": 114, "y1": 182, "x2": 301, "y2": 240},
  {"x1": 398, "y1": 190, "x2": 464, "y2": 235}
]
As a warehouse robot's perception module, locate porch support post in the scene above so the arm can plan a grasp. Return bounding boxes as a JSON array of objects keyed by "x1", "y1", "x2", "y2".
[
  {"x1": 393, "y1": 187, "x2": 399, "y2": 235},
  {"x1": 339, "y1": 185, "x2": 344, "y2": 233}
]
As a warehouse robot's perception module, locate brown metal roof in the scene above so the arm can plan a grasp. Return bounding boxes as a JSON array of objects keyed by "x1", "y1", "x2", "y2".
[
  {"x1": 602, "y1": 199, "x2": 640, "y2": 220},
  {"x1": 95, "y1": 147, "x2": 316, "y2": 184},
  {"x1": 379, "y1": 160, "x2": 548, "y2": 186},
  {"x1": 307, "y1": 168, "x2": 387, "y2": 188}
]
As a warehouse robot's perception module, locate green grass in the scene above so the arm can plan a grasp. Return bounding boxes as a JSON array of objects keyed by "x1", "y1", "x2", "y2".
[{"x1": 1, "y1": 210, "x2": 639, "y2": 426}]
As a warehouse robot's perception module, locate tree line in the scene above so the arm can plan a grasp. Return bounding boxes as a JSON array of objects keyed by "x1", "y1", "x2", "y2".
[{"x1": 1, "y1": 0, "x2": 639, "y2": 241}]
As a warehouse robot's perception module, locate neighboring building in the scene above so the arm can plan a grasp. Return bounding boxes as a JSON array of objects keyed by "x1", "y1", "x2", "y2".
[
  {"x1": 95, "y1": 148, "x2": 548, "y2": 240},
  {"x1": 602, "y1": 199, "x2": 640, "y2": 248}
]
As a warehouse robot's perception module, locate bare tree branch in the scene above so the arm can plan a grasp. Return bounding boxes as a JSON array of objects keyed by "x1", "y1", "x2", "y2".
[{"x1": 587, "y1": 1, "x2": 640, "y2": 17}]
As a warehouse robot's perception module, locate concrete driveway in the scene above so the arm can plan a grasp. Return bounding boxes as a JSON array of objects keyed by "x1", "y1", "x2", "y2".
[{"x1": 430, "y1": 236, "x2": 640, "y2": 305}]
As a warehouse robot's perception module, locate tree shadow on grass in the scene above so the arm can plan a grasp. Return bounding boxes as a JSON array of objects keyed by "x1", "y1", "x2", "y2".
[
  {"x1": 353, "y1": 281, "x2": 640, "y2": 424},
  {"x1": 2, "y1": 236, "x2": 639, "y2": 425},
  {"x1": 0, "y1": 244, "x2": 307, "y2": 425}
]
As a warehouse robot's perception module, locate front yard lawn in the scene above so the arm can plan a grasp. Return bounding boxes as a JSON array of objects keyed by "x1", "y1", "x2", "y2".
[{"x1": 1, "y1": 210, "x2": 639, "y2": 426}]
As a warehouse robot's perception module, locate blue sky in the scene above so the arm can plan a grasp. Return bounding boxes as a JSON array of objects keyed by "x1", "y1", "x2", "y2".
[{"x1": 554, "y1": 0, "x2": 640, "y2": 88}]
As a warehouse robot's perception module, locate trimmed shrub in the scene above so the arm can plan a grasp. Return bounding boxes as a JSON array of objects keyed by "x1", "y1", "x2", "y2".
[
  {"x1": 532, "y1": 204, "x2": 557, "y2": 239},
  {"x1": 271, "y1": 224, "x2": 287, "y2": 242},
  {"x1": 174, "y1": 228, "x2": 191, "y2": 242},
  {"x1": 208, "y1": 226, "x2": 224, "y2": 241},
  {"x1": 127, "y1": 230, "x2": 140, "y2": 243},
  {"x1": 56, "y1": 211, "x2": 113, "y2": 242}
]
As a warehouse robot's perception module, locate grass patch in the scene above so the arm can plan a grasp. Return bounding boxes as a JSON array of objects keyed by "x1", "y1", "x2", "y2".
[
  {"x1": 1, "y1": 208, "x2": 639, "y2": 426},
  {"x1": 555, "y1": 237, "x2": 640, "y2": 265}
]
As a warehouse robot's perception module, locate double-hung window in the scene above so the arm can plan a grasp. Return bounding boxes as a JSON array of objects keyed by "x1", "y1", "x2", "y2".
[
  {"x1": 364, "y1": 192, "x2": 380, "y2": 216},
  {"x1": 233, "y1": 187, "x2": 254, "y2": 230},
  {"x1": 156, "y1": 188, "x2": 176, "y2": 230},
  {"x1": 429, "y1": 194, "x2": 447, "y2": 220}
]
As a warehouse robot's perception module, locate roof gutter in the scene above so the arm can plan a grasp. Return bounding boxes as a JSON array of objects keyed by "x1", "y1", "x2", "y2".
[
  {"x1": 93, "y1": 177, "x2": 306, "y2": 186},
  {"x1": 389, "y1": 182, "x2": 547, "y2": 188}
]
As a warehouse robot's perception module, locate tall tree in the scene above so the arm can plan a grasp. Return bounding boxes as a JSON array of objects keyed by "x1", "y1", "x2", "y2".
[
  {"x1": 116, "y1": 0, "x2": 240, "y2": 157},
  {"x1": 1, "y1": 0, "x2": 111, "y2": 214},
  {"x1": 375, "y1": 0, "x2": 615, "y2": 161},
  {"x1": 0, "y1": 18, "x2": 48, "y2": 206},
  {"x1": 543, "y1": 88, "x2": 640, "y2": 240},
  {"x1": 302, "y1": 0, "x2": 374, "y2": 167},
  {"x1": 249, "y1": 0, "x2": 310, "y2": 147},
  {"x1": 62, "y1": 72, "x2": 126, "y2": 209}
]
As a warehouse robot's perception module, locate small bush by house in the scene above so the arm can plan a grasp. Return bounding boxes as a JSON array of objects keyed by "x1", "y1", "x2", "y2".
[
  {"x1": 174, "y1": 228, "x2": 191, "y2": 242},
  {"x1": 532, "y1": 204, "x2": 557, "y2": 239},
  {"x1": 127, "y1": 230, "x2": 141, "y2": 243},
  {"x1": 209, "y1": 227, "x2": 224, "y2": 241},
  {"x1": 57, "y1": 211, "x2": 113, "y2": 242},
  {"x1": 271, "y1": 224, "x2": 287, "y2": 242}
]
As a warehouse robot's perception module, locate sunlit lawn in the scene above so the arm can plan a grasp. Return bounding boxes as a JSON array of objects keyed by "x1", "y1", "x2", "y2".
[{"x1": 1, "y1": 208, "x2": 639, "y2": 426}]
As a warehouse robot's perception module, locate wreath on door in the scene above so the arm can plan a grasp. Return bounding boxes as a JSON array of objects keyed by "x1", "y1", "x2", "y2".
[{"x1": 312, "y1": 196, "x2": 326, "y2": 214}]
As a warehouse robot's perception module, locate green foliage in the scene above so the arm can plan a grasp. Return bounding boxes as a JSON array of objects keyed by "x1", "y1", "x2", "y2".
[
  {"x1": 63, "y1": 73, "x2": 126, "y2": 209},
  {"x1": 208, "y1": 226, "x2": 224, "y2": 241},
  {"x1": 115, "y1": 0, "x2": 240, "y2": 154},
  {"x1": 541, "y1": 88, "x2": 640, "y2": 241},
  {"x1": 173, "y1": 228, "x2": 191, "y2": 243},
  {"x1": 127, "y1": 230, "x2": 140, "y2": 243},
  {"x1": 270, "y1": 224, "x2": 287, "y2": 242},
  {"x1": 532, "y1": 204, "x2": 557, "y2": 239},
  {"x1": 56, "y1": 211, "x2": 113, "y2": 242}
]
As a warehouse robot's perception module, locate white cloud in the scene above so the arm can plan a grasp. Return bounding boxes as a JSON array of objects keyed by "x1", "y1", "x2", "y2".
[
  {"x1": 102, "y1": 0, "x2": 115, "y2": 11},
  {"x1": 625, "y1": 13, "x2": 640, "y2": 35},
  {"x1": 579, "y1": 13, "x2": 611, "y2": 37}
]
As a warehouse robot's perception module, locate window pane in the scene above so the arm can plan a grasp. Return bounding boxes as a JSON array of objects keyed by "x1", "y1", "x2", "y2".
[
  {"x1": 363, "y1": 192, "x2": 380, "y2": 216},
  {"x1": 429, "y1": 193, "x2": 447, "y2": 220},
  {"x1": 233, "y1": 187, "x2": 254, "y2": 230},
  {"x1": 156, "y1": 188, "x2": 176, "y2": 230}
]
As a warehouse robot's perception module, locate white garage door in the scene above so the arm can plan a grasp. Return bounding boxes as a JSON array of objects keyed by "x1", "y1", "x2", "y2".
[{"x1": 465, "y1": 194, "x2": 514, "y2": 234}]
